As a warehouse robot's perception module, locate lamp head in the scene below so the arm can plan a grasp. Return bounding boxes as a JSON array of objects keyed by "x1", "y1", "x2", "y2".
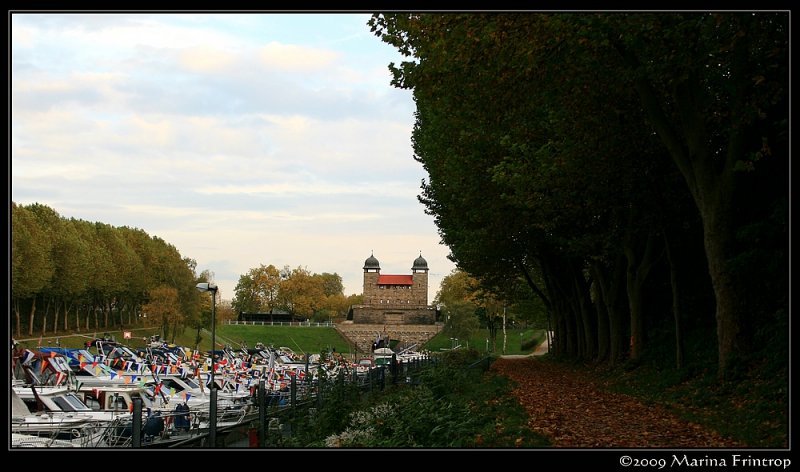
[{"x1": 196, "y1": 282, "x2": 218, "y2": 293}]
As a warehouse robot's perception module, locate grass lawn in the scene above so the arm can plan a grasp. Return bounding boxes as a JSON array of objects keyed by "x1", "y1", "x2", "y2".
[
  {"x1": 16, "y1": 325, "x2": 547, "y2": 358},
  {"x1": 15, "y1": 324, "x2": 353, "y2": 355}
]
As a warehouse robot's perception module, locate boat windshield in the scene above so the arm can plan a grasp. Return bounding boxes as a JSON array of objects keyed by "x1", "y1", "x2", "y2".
[
  {"x1": 52, "y1": 393, "x2": 93, "y2": 412},
  {"x1": 183, "y1": 378, "x2": 200, "y2": 389}
]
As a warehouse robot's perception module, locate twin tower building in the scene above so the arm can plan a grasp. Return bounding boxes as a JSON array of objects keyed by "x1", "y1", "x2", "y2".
[{"x1": 350, "y1": 253, "x2": 436, "y2": 325}]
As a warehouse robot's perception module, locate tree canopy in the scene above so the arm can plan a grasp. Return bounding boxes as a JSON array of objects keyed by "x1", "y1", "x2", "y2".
[
  {"x1": 370, "y1": 12, "x2": 788, "y2": 378},
  {"x1": 10, "y1": 202, "x2": 208, "y2": 338}
]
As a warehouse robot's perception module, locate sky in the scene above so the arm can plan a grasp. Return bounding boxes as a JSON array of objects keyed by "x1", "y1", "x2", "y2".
[{"x1": 10, "y1": 13, "x2": 457, "y2": 302}]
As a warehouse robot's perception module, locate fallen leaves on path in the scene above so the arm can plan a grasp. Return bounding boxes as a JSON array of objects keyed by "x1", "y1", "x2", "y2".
[{"x1": 492, "y1": 358, "x2": 742, "y2": 448}]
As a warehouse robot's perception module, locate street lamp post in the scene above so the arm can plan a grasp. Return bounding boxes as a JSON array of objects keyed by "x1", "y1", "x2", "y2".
[{"x1": 196, "y1": 282, "x2": 218, "y2": 448}]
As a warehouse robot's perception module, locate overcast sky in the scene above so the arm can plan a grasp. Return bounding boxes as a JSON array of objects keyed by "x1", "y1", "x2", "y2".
[{"x1": 11, "y1": 13, "x2": 457, "y2": 301}]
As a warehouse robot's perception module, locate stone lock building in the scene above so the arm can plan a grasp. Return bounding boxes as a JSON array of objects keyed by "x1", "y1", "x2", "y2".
[{"x1": 350, "y1": 253, "x2": 436, "y2": 325}]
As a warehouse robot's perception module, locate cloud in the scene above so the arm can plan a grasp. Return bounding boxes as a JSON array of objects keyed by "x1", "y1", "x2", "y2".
[
  {"x1": 258, "y1": 41, "x2": 339, "y2": 72},
  {"x1": 10, "y1": 14, "x2": 454, "y2": 300},
  {"x1": 178, "y1": 46, "x2": 236, "y2": 73}
]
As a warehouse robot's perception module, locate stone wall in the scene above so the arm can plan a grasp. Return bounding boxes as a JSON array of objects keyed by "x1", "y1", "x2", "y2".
[
  {"x1": 351, "y1": 305, "x2": 436, "y2": 325},
  {"x1": 336, "y1": 322, "x2": 444, "y2": 353}
]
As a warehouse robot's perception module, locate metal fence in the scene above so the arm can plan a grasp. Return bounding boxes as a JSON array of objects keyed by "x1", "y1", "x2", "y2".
[
  {"x1": 225, "y1": 320, "x2": 334, "y2": 328},
  {"x1": 165, "y1": 356, "x2": 440, "y2": 448}
]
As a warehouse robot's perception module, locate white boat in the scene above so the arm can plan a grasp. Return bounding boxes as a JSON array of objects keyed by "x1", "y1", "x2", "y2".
[
  {"x1": 11, "y1": 387, "x2": 122, "y2": 447},
  {"x1": 11, "y1": 433, "x2": 80, "y2": 448}
]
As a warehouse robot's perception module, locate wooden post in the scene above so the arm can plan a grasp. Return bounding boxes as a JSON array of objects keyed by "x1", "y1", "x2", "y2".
[
  {"x1": 258, "y1": 379, "x2": 266, "y2": 447},
  {"x1": 290, "y1": 375, "x2": 297, "y2": 409},
  {"x1": 131, "y1": 397, "x2": 142, "y2": 448}
]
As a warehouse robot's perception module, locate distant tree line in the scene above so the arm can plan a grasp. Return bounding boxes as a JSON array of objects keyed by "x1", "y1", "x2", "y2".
[
  {"x1": 371, "y1": 13, "x2": 788, "y2": 378},
  {"x1": 232, "y1": 264, "x2": 362, "y2": 322},
  {"x1": 11, "y1": 202, "x2": 211, "y2": 342},
  {"x1": 435, "y1": 268, "x2": 549, "y2": 353}
]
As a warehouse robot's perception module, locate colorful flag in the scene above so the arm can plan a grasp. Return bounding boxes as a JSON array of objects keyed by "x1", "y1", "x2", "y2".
[{"x1": 20, "y1": 349, "x2": 35, "y2": 366}]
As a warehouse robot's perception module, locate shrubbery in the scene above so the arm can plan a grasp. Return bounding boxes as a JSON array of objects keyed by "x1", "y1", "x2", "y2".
[{"x1": 280, "y1": 350, "x2": 549, "y2": 448}]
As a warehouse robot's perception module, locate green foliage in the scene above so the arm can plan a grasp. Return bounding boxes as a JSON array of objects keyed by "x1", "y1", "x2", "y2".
[
  {"x1": 233, "y1": 265, "x2": 346, "y2": 320},
  {"x1": 369, "y1": 12, "x2": 788, "y2": 378},
  {"x1": 11, "y1": 202, "x2": 203, "y2": 337},
  {"x1": 292, "y1": 350, "x2": 549, "y2": 448}
]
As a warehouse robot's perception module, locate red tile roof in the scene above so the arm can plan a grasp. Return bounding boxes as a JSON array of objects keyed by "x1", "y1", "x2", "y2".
[{"x1": 377, "y1": 275, "x2": 413, "y2": 285}]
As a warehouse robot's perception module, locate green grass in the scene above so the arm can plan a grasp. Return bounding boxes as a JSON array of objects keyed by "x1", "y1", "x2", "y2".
[
  {"x1": 15, "y1": 324, "x2": 353, "y2": 355},
  {"x1": 424, "y1": 328, "x2": 546, "y2": 355},
  {"x1": 21, "y1": 326, "x2": 546, "y2": 358},
  {"x1": 214, "y1": 325, "x2": 352, "y2": 355}
]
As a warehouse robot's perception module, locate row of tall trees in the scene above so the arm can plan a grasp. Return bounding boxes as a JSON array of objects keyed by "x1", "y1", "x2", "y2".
[
  {"x1": 370, "y1": 13, "x2": 788, "y2": 377},
  {"x1": 11, "y1": 202, "x2": 210, "y2": 341},
  {"x1": 231, "y1": 264, "x2": 361, "y2": 322}
]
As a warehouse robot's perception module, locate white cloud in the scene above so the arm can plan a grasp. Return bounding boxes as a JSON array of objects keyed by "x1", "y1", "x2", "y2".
[
  {"x1": 11, "y1": 14, "x2": 453, "y2": 301},
  {"x1": 179, "y1": 46, "x2": 236, "y2": 73},
  {"x1": 258, "y1": 41, "x2": 339, "y2": 72}
]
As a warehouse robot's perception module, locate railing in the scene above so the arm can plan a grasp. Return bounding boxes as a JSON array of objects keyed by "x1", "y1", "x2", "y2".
[
  {"x1": 225, "y1": 320, "x2": 334, "y2": 327},
  {"x1": 165, "y1": 355, "x2": 440, "y2": 448}
]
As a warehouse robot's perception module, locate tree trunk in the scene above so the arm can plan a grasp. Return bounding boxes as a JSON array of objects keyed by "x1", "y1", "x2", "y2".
[
  {"x1": 620, "y1": 41, "x2": 748, "y2": 378},
  {"x1": 627, "y1": 273, "x2": 644, "y2": 361},
  {"x1": 53, "y1": 299, "x2": 60, "y2": 335},
  {"x1": 488, "y1": 316, "x2": 497, "y2": 353},
  {"x1": 28, "y1": 297, "x2": 37, "y2": 336},
  {"x1": 664, "y1": 231, "x2": 685, "y2": 369},
  {"x1": 15, "y1": 300, "x2": 22, "y2": 339},
  {"x1": 195, "y1": 326, "x2": 203, "y2": 352},
  {"x1": 41, "y1": 299, "x2": 48, "y2": 337},
  {"x1": 64, "y1": 301, "x2": 72, "y2": 332},
  {"x1": 172, "y1": 317, "x2": 179, "y2": 344},
  {"x1": 626, "y1": 231, "x2": 661, "y2": 361},
  {"x1": 573, "y1": 267, "x2": 596, "y2": 361},
  {"x1": 592, "y1": 257, "x2": 626, "y2": 365},
  {"x1": 702, "y1": 197, "x2": 745, "y2": 377},
  {"x1": 562, "y1": 299, "x2": 577, "y2": 358},
  {"x1": 502, "y1": 306, "x2": 507, "y2": 355},
  {"x1": 592, "y1": 279, "x2": 609, "y2": 362}
]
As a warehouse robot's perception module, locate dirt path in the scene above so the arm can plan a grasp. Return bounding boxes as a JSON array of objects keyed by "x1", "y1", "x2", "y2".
[{"x1": 491, "y1": 357, "x2": 742, "y2": 448}]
